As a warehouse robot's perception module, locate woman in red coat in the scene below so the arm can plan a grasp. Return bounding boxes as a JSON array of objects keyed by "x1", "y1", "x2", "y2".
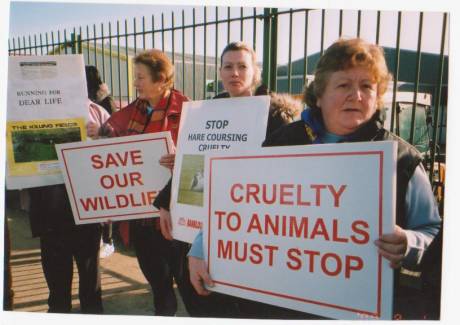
[{"x1": 100, "y1": 49, "x2": 203, "y2": 316}]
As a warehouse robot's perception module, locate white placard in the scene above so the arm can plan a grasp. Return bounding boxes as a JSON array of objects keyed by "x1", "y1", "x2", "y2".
[
  {"x1": 204, "y1": 141, "x2": 396, "y2": 320},
  {"x1": 6, "y1": 54, "x2": 88, "y2": 189},
  {"x1": 170, "y1": 96, "x2": 270, "y2": 242},
  {"x1": 56, "y1": 132, "x2": 173, "y2": 225}
]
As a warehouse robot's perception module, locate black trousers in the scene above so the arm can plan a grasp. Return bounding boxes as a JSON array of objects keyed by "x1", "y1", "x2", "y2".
[
  {"x1": 193, "y1": 290, "x2": 323, "y2": 319},
  {"x1": 130, "y1": 222, "x2": 211, "y2": 316},
  {"x1": 40, "y1": 224, "x2": 102, "y2": 314}
]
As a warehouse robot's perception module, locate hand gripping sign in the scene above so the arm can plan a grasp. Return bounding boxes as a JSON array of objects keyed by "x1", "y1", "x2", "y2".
[
  {"x1": 203, "y1": 141, "x2": 396, "y2": 320},
  {"x1": 56, "y1": 132, "x2": 173, "y2": 225},
  {"x1": 170, "y1": 96, "x2": 270, "y2": 243}
]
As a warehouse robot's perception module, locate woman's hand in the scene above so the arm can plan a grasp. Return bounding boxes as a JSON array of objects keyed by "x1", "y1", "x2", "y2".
[
  {"x1": 159, "y1": 208, "x2": 173, "y2": 241},
  {"x1": 188, "y1": 256, "x2": 214, "y2": 296},
  {"x1": 374, "y1": 225, "x2": 408, "y2": 269},
  {"x1": 159, "y1": 153, "x2": 176, "y2": 170},
  {"x1": 86, "y1": 121, "x2": 100, "y2": 139}
]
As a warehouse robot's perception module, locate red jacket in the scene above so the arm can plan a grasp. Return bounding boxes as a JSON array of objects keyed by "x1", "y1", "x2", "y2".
[
  {"x1": 101, "y1": 89, "x2": 187, "y2": 245},
  {"x1": 101, "y1": 88, "x2": 186, "y2": 142}
]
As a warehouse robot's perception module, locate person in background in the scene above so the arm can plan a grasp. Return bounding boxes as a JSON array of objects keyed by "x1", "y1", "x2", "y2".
[
  {"x1": 153, "y1": 41, "x2": 303, "y2": 318},
  {"x1": 27, "y1": 97, "x2": 108, "y2": 314},
  {"x1": 154, "y1": 41, "x2": 302, "y2": 235},
  {"x1": 188, "y1": 38, "x2": 441, "y2": 320},
  {"x1": 99, "y1": 49, "x2": 206, "y2": 316},
  {"x1": 85, "y1": 65, "x2": 117, "y2": 259},
  {"x1": 85, "y1": 65, "x2": 118, "y2": 115}
]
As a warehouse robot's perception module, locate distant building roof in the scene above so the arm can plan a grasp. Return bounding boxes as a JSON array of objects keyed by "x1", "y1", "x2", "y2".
[{"x1": 276, "y1": 47, "x2": 449, "y2": 86}]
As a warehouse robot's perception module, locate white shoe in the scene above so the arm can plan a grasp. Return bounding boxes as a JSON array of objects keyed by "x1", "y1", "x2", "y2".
[{"x1": 100, "y1": 242, "x2": 115, "y2": 259}]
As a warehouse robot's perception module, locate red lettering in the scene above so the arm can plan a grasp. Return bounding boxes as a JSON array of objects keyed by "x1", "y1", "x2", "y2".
[
  {"x1": 90, "y1": 154, "x2": 103, "y2": 169},
  {"x1": 226, "y1": 212, "x2": 241, "y2": 231},
  {"x1": 117, "y1": 174, "x2": 129, "y2": 187},
  {"x1": 140, "y1": 191, "x2": 147, "y2": 206},
  {"x1": 214, "y1": 210, "x2": 227, "y2": 230},
  {"x1": 227, "y1": 183, "x2": 346, "y2": 208},
  {"x1": 187, "y1": 219, "x2": 203, "y2": 229},
  {"x1": 230, "y1": 183, "x2": 244, "y2": 203},
  {"x1": 328, "y1": 185, "x2": 347, "y2": 207},
  {"x1": 100, "y1": 175, "x2": 115, "y2": 189},
  {"x1": 246, "y1": 213, "x2": 262, "y2": 233},
  {"x1": 217, "y1": 240, "x2": 278, "y2": 266},
  {"x1": 117, "y1": 152, "x2": 129, "y2": 166},
  {"x1": 296, "y1": 184, "x2": 311, "y2": 206},
  {"x1": 351, "y1": 220, "x2": 370, "y2": 244},
  {"x1": 147, "y1": 191, "x2": 157, "y2": 204},
  {"x1": 97, "y1": 197, "x2": 104, "y2": 210},
  {"x1": 249, "y1": 244, "x2": 263, "y2": 264},
  {"x1": 93, "y1": 150, "x2": 144, "y2": 169},
  {"x1": 311, "y1": 184, "x2": 326, "y2": 206},
  {"x1": 310, "y1": 218, "x2": 330, "y2": 241},
  {"x1": 105, "y1": 153, "x2": 119, "y2": 168},
  {"x1": 265, "y1": 214, "x2": 279, "y2": 235},
  {"x1": 115, "y1": 194, "x2": 129, "y2": 208},
  {"x1": 286, "y1": 248, "x2": 302, "y2": 270},
  {"x1": 130, "y1": 193, "x2": 142, "y2": 207},
  {"x1": 234, "y1": 242, "x2": 247, "y2": 262},
  {"x1": 289, "y1": 217, "x2": 309, "y2": 238},
  {"x1": 99, "y1": 172, "x2": 144, "y2": 189},
  {"x1": 80, "y1": 197, "x2": 99, "y2": 211},
  {"x1": 345, "y1": 255, "x2": 363, "y2": 278},
  {"x1": 246, "y1": 184, "x2": 260, "y2": 204},
  {"x1": 279, "y1": 184, "x2": 294, "y2": 205},
  {"x1": 332, "y1": 219, "x2": 348, "y2": 243},
  {"x1": 129, "y1": 172, "x2": 144, "y2": 186},
  {"x1": 286, "y1": 250, "x2": 364, "y2": 278},
  {"x1": 321, "y1": 253, "x2": 342, "y2": 277},
  {"x1": 103, "y1": 196, "x2": 117, "y2": 209},
  {"x1": 303, "y1": 249, "x2": 320, "y2": 273},
  {"x1": 265, "y1": 245, "x2": 279, "y2": 266},
  {"x1": 130, "y1": 150, "x2": 143, "y2": 165},
  {"x1": 217, "y1": 239, "x2": 232, "y2": 259},
  {"x1": 262, "y1": 184, "x2": 277, "y2": 204}
]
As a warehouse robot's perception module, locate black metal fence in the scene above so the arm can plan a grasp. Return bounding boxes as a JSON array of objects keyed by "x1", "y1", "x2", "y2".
[{"x1": 8, "y1": 6, "x2": 449, "y2": 205}]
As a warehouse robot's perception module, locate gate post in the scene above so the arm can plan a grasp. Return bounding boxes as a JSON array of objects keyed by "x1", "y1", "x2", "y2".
[
  {"x1": 262, "y1": 8, "x2": 278, "y2": 92},
  {"x1": 70, "y1": 33, "x2": 82, "y2": 54}
]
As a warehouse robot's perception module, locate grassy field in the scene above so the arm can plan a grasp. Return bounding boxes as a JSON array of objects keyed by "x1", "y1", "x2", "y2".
[
  {"x1": 13, "y1": 142, "x2": 58, "y2": 162},
  {"x1": 12, "y1": 127, "x2": 81, "y2": 163},
  {"x1": 177, "y1": 154, "x2": 204, "y2": 207}
]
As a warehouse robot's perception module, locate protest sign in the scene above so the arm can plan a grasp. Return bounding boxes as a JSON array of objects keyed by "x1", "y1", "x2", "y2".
[
  {"x1": 170, "y1": 96, "x2": 270, "y2": 243},
  {"x1": 56, "y1": 132, "x2": 173, "y2": 225},
  {"x1": 6, "y1": 54, "x2": 88, "y2": 189},
  {"x1": 204, "y1": 141, "x2": 396, "y2": 320}
]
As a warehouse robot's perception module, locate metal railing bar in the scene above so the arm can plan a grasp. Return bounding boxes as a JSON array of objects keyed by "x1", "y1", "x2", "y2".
[
  {"x1": 390, "y1": 11, "x2": 402, "y2": 133},
  {"x1": 409, "y1": 12, "x2": 424, "y2": 145}
]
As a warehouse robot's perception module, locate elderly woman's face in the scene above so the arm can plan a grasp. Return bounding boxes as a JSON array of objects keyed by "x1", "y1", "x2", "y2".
[
  {"x1": 133, "y1": 63, "x2": 166, "y2": 104},
  {"x1": 317, "y1": 66, "x2": 378, "y2": 136}
]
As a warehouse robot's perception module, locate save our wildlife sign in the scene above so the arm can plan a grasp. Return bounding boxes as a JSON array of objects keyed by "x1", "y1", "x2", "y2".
[{"x1": 56, "y1": 132, "x2": 173, "y2": 224}]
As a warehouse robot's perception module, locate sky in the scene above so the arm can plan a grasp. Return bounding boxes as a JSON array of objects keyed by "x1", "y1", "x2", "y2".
[
  {"x1": 2, "y1": 1, "x2": 460, "y2": 325},
  {"x1": 6, "y1": 0, "x2": 451, "y2": 64}
]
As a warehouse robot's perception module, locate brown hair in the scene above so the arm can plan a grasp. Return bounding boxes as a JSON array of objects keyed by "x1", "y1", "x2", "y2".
[
  {"x1": 304, "y1": 38, "x2": 392, "y2": 109},
  {"x1": 134, "y1": 49, "x2": 174, "y2": 89},
  {"x1": 220, "y1": 41, "x2": 261, "y2": 89}
]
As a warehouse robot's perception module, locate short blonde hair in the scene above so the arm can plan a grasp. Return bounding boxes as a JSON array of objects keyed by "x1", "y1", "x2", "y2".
[
  {"x1": 304, "y1": 38, "x2": 392, "y2": 109},
  {"x1": 220, "y1": 41, "x2": 261, "y2": 90},
  {"x1": 134, "y1": 49, "x2": 174, "y2": 89}
]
